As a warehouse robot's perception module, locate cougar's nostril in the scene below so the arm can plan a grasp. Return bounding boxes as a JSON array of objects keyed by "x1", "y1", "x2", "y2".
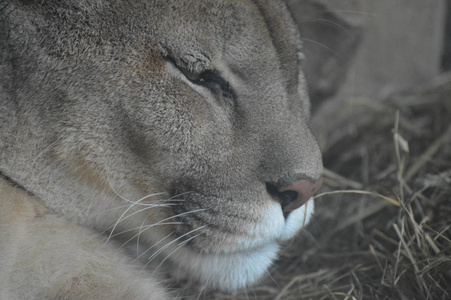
[
  {"x1": 266, "y1": 177, "x2": 322, "y2": 217},
  {"x1": 266, "y1": 182, "x2": 298, "y2": 209}
]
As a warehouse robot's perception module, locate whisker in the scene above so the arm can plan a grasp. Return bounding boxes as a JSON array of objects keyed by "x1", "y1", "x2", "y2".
[
  {"x1": 103, "y1": 173, "x2": 194, "y2": 242},
  {"x1": 127, "y1": 207, "x2": 208, "y2": 262},
  {"x1": 104, "y1": 199, "x2": 185, "y2": 212},
  {"x1": 168, "y1": 190, "x2": 193, "y2": 200},
  {"x1": 244, "y1": 284, "x2": 250, "y2": 300},
  {"x1": 265, "y1": 268, "x2": 281, "y2": 289},
  {"x1": 97, "y1": 203, "x2": 172, "y2": 235},
  {"x1": 302, "y1": 37, "x2": 342, "y2": 58},
  {"x1": 105, "y1": 193, "x2": 173, "y2": 243},
  {"x1": 113, "y1": 222, "x2": 184, "y2": 243},
  {"x1": 136, "y1": 214, "x2": 149, "y2": 257},
  {"x1": 105, "y1": 203, "x2": 150, "y2": 243},
  {"x1": 146, "y1": 225, "x2": 207, "y2": 266},
  {"x1": 327, "y1": 9, "x2": 378, "y2": 17},
  {"x1": 110, "y1": 208, "x2": 208, "y2": 241},
  {"x1": 107, "y1": 202, "x2": 178, "y2": 233},
  {"x1": 196, "y1": 277, "x2": 210, "y2": 300},
  {"x1": 150, "y1": 233, "x2": 200, "y2": 277},
  {"x1": 99, "y1": 198, "x2": 185, "y2": 218},
  {"x1": 29, "y1": 164, "x2": 54, "y2": 188},
  {"x1": 302, "y1": 18, "x2": 356, "y2": 37},
  {"x1": 132, "y1": 232, "x2": 174, "y2": 263},
  {"x1": 106, "y1": 173, "x2": 167, "y2": 205},
  {"x1": 30, "y1": 139, "x2": 60, "y2": 171}
]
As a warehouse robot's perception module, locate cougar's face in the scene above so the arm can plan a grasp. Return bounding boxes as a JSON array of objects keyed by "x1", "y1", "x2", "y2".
[
  {"x1": 3, "y1": 0, "x2": 322, "y2": 291},
  {"x1": 120, "y1": 2, "x2": 323, "y2": 289}
]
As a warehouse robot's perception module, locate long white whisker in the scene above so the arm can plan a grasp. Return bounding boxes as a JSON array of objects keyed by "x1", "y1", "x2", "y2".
[
  {"x1": 123, "y1": 196, "x2": 171, "y2": 206},
  {"x1": 110, "y1": 208, "x2": 207, "y2": 240},
  {"x1": 105, "y1": 203, "x2": 142, "y2": 244},
  {"x1": 105, "y1": 173, "x2": 133, "y2": 203},
  {"x1": 98, "y1": 200, "x2": 186, "y2": 236},
  {"x1": 196, "y1": 277, "x2": 210, "y2": 300},
  {"x1": 168, "y1": 190, "x2": 193, "y2": 200},
  {"x1": 303, "y1": 18, "x2": 354, "y2": 37},
  {"x1": 151, "y1": 233, "x2": 200, "y2": 277},
  {"x1": 133, "y1": 232, "x2": 174, "y2": 263},
  {"x1": 146, "y1": 225, "x2": 207, "y2": 265},
  {"x1": 139, "y1": 210, "x2": 207, "y2": 263},
  {"x1": 265, "y1": 269, "x2": 280, "y2": 289},
  {"x1": 103, "y1": 173, "x2": 194, "y2": 243},
  {"x1": 302, "y1": 37, "x2": 342, "y2": 58},
  {"x1": 30, "y1": 139, "x2": 60, "y2": 171},
  {"x1": 107, "y1": 202, "x2": 177, "y2": 234},
  {"x1": 136, "y1": 214, "x2": 149, "y2": 257},
  {"x1": 113, "y1": 222, "x2": 184, "y2": 244},
  {"x1": 130, "y1": 208, "x2": 208, "y2": 237},
  {"x1": 29, "y1": 164, "x2": 53, "y2": 188},
  {"x1": 105, "y1": 192, "x2": 172, "y2": 243},
  {"x1": 106, "y1": 173, "x2": 167, "y2": 205},
  {"x1": 152, "y1": 208, "x2": 208, "y2": 225},
  {"x1": 100, "y1": 199, "x2": 186, "y2": 217},
  {"x1": 98, "y1": 203, "x2": 178, "y2": 235}
]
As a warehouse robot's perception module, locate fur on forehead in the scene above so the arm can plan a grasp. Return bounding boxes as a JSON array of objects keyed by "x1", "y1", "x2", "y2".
[{"x1": 155, "y1": 1, "x2": 271, "y2": 73}]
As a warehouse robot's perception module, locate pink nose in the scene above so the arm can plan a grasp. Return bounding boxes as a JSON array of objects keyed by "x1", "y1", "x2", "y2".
[{"x1": 278, "y1": 177, "x2": 323, "y2": 212}]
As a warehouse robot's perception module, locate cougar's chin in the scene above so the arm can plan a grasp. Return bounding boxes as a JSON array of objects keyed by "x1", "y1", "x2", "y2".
[
  {"x1": 168, "y1": 241, "x2": 280, "y2": 291},
  {"x1": 166, "y1": 199, "x2": 315, "y2": 291}
]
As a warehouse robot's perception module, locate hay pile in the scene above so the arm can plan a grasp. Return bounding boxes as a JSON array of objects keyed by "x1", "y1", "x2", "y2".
[{"x1": 179, "y1": 73, "x2": 451, "y2": 299}]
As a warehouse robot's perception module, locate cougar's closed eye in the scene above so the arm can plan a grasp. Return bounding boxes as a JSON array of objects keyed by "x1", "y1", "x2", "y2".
[
  {"x1": 195, "y1": 70, "x2": 235, "y2": 99},
  {"x1": 167, "y1": 57, "x2": 235, "y2": 99}
]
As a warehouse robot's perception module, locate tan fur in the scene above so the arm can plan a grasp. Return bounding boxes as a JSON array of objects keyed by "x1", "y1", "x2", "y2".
[
  {"x1": 0, "y1": 178, "x2": 169, "y2": 299},
  {"x1": 1, "y1": 0, "x2": 323, "y2": 298}
]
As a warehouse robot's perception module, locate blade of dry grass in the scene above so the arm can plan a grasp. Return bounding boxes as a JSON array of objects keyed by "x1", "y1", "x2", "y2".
[
  {"x1": 405, "y1": 122, "x2": 451, "y2": 181},
  {"x1": 323, "y1": 168, "x2": 363, "y2": 189},
  {"x1": 274, "y1": 269, "x2": 331, "y2": 300},
  {"x1": 314, "y1": 189, "x2": 401, "y2": 206}
]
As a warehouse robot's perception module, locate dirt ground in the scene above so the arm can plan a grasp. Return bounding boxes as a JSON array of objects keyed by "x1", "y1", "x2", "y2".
[{"x1": 177, "y1": 72, "x2": 451, "y2": 299}]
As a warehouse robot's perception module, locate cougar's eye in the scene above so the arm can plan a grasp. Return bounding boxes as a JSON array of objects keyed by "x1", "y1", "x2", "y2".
[
  {"x1": 167, "y1": 57, "x2": 234, "y2": 99},
  {"x1": 194, "y1": 70, "x2": 234, "y2": 99}
]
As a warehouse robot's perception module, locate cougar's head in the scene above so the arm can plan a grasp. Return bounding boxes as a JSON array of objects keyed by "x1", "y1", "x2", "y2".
[{"x1": 1, "y1": 0, "x2": 322, "y2": 291}]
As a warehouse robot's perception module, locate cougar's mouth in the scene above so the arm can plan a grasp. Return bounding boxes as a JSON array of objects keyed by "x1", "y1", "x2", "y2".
[
  {"x1": 169, "y1": 191, "x2": 314, "y2": 243},
  {"x1": 153, "y1": 191, "x2": 315, "y2": 291}
]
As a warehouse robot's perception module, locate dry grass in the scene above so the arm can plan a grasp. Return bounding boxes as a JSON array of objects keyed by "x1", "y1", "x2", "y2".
[{"x1": 177, "y1": 73, "x2": 451, "y2": 300}]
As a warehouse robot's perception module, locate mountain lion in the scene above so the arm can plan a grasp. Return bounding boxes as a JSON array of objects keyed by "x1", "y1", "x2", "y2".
[{"x1": 0, "y1": 0, "x2": 323, "y2": 298}]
